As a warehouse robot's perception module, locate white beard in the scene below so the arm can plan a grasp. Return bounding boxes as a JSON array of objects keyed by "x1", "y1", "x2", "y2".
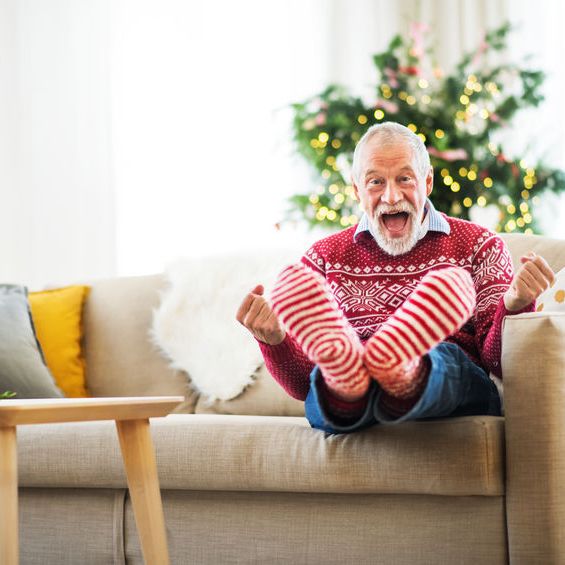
[{"x1": 368, "y1": 201, "x2": 423, "y2": 256}]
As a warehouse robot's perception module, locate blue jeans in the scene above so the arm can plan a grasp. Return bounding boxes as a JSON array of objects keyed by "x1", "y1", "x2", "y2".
[{"x1": 304, "y1": 342, "x2": 502, "y2": 434}]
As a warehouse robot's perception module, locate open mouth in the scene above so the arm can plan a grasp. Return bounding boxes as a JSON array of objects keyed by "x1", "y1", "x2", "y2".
[{"x1": 380, "y1": 211, "x2": 410, "y2": 233}]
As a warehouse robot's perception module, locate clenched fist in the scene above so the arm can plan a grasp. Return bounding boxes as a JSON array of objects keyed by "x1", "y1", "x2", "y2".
[
  {"x1": 236, "y1": 284, "x2": 286, "y2": 345},
  {"x1": 503, "y1": 251, "x2": 555, "y2": 312}
]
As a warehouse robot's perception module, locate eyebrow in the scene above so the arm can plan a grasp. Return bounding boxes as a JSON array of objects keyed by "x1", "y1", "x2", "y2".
[{"x1": 364, "y1": 166, "x2": 414, "y2": 178}]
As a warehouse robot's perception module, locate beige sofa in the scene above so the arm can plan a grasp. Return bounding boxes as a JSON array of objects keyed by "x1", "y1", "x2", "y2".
[{"x1": 15, "y1": 233, "x2": 565, "y2": 565}]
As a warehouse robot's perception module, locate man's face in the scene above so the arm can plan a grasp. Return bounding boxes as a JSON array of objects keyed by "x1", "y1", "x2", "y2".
[{"x1": 352, "y1": 139, "x2": 433, "y2": 256}]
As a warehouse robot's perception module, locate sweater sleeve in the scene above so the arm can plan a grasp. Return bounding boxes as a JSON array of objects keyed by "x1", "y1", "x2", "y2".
[
  {"x1": 471, "y1": 234, "x2": 535, "y2": 378},
  {"x1": 256, "y1": 333, "x2": 314, "y2": 401}
]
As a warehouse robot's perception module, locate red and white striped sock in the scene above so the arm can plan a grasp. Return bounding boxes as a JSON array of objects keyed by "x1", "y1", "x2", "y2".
[
  {"x1": 364, "y1": 267, "x2": 476, "y2": 398},
  {"x1": 271, "y1": 264, "x2": 370, "y2": 400}
]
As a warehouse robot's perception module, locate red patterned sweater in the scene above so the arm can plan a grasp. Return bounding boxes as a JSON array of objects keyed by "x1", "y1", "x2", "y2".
[{"x1": 258, "y1": 214, "x2": 534, "y2": 402}]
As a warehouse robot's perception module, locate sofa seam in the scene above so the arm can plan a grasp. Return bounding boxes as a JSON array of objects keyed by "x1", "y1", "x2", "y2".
[
  {"x1": 483, "y1": 420, "x2": 492, "y2": 495},
  {"x1": 113, "y1": 489, "x2": 127, "y2": 565}
]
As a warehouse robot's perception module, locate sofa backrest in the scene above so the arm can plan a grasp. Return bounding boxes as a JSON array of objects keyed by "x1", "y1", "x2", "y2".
[
  {"x1": 82, "y1": 271, "x2": 305, "y2": 415},
  {"x1": 82, "y1": 274, "x2": 200, "y2": 412},
  {"x1": 82, "y1": 233, "x2": 565, "y2": 416},
  {"x1": 501, "y1": 233, "x2": 565, "y2": 273}
]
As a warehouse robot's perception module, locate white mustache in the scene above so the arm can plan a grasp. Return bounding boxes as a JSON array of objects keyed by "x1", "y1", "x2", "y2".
[{"x1": 373, "y1": 201, "x2": 417, "y2": 218}]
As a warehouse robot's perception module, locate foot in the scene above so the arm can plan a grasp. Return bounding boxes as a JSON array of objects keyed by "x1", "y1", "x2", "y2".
[
  {"x1": 364, "y1": 267, "x2": 475, "y2": 397},
  {"x1": 271, "y1": 263, "x2": 370, "y2": 399}
]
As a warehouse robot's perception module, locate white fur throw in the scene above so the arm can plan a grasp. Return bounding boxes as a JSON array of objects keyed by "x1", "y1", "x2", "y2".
[{"x1": 150, "y1": 248, "x2": 303, "y2": 401}]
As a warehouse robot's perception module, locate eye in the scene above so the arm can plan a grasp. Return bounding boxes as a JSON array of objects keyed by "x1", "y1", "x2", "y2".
[
  {"x1": 399, "y1": 175, "x2": 413, "y2": 183},
  {"x1": 367, "y1": 178, "x2": 383, "y2": 187}
]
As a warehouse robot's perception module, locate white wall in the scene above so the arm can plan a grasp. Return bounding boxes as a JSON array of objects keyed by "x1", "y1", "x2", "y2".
[{"x1": 110, "y1": 0, "x2": 334, "y2": 276}]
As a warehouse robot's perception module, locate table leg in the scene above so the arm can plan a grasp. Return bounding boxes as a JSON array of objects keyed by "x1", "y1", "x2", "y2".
[
  {"x1": 115, "y1": 418, "x2": 170, "y2": 565},
  {"x1": 0, "y1": 425, "x2": 18, "y2": 565}
]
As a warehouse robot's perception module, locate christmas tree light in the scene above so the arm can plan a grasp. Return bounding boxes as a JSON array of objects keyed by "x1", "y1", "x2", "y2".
[{"x1": 288, "y1": 22, "x2": 565, "y2": 233}]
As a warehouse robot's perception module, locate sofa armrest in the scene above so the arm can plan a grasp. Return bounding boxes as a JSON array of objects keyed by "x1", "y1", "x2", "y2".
[{"x1": 502, "y1": 312, "x2": 565, "y2": 565}]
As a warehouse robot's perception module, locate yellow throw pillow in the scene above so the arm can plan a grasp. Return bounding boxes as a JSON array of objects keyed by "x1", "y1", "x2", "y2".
[{"x1": 28, "y1": 285, "x2": 91, "y2": 397}]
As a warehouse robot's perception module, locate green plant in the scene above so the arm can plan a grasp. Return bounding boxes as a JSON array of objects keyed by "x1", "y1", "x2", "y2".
[{"x1": 288, "y1": 22, "x2": 565, "y2": 233}]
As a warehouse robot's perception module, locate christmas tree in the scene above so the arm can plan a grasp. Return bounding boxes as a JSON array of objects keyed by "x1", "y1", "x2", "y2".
[{"x1": 288, "y1": 22, "x2": 565, "y2": 234}]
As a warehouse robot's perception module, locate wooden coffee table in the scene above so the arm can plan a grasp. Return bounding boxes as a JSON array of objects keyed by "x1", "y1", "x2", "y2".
[{"x1": 0, "y1": 396, "x2": 184, "y2": 565}]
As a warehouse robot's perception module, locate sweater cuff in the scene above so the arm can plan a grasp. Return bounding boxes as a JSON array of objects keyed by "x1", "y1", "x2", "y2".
[
  {"x1": 493, "y1": 296, "x2": 535, "y2": 338},
  {"x1": 500, "y1": 300, "x2": 536, "y2": 317},
  {"x1": 318, "y1": 379, "x2": 370, "y2": 420},
  {"x1": 378, "y1": 357, "x2": 430, "y2": 418},
  {"x1": 256, "y1": 333, "x2": 301, "y2": 362}
]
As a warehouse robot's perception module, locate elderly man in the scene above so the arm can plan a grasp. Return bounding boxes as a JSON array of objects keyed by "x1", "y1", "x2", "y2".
[{"x1": 237, "y1": 122, "x2": 554, "y2": 433}]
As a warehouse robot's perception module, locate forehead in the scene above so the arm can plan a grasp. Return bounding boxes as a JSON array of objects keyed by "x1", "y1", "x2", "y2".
[{"x1": 359, "y1": 139, "x2": 415, "y2": 172}]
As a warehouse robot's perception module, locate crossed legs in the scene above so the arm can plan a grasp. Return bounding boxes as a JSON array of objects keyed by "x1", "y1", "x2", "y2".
[{"x1": 271, "y1": 264, "x2": 476, "y2": 407}]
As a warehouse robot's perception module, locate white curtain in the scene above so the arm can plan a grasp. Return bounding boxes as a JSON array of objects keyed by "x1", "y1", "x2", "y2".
[
  {"x1": 1, "y1": 0, "x2": 564, "y2": 289},
  {"x1": 0, "y1": 0, "x2": 115, "y2": 290}
]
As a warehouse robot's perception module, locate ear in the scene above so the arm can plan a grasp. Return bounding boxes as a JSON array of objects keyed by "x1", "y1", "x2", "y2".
[
  {"x1": 425, "y1": 166, "x2": 433, "y2": 196},
  {"x1": 351, "y1": 174, "x2": 360, "y2": 202}
]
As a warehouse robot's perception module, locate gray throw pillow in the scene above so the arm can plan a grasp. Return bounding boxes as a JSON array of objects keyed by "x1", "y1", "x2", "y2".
[{"x1": 0, "y1": 285, "x2": 63, "y2": 398}]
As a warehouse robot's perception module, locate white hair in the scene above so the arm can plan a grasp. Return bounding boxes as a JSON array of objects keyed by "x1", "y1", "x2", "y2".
[{"x1": 351, "y1": 122, "x2": 431, "y2": 183}]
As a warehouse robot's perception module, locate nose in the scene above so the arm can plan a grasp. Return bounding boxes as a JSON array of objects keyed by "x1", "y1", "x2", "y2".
[{"x1": 380, "y1": 181, "x2": 403, "y2": 205}]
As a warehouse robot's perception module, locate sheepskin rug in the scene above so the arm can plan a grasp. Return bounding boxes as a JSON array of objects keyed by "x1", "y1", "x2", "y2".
[{"x1": 151, "y1": 248, "x2": 304, "y2": 401}]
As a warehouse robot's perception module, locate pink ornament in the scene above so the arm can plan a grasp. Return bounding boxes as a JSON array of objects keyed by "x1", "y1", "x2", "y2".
[
  {"x1": 409, "y1": 22, "x2": 429, "y2": 58},
  {"x1": 384, "y1": 67, "x2": 399, "y2": 88},
  {"x1": 375, "y1": 99, "x2": 399, "y2": 114},
  {"x1": 428, "y1": 147, "x2": 469, "y2": 162},
  {"x1": 472, "y1": 36, "x2": 489, "y2": 67},
  {"x1": 315, "y1": 113, "x2": 326, "y2": 126}
]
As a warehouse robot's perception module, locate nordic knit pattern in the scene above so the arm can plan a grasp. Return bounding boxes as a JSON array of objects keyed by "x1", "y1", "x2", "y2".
[
  {"x1": 258, "y1": 214, "x2": 534, "y2": 404},
  {"x1": 271, "y1": 264, "x2": 370, "y2": 398}
]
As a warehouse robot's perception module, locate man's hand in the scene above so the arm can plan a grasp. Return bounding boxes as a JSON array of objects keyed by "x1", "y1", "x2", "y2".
[
  {"x1": 503, "y1": 252, "x2": 555, "y2": 312},
  {"x1": 236, "y1": 284, "x2": 286, "y2": 345}
]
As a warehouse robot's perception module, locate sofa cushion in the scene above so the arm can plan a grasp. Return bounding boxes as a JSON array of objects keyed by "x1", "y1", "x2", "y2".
[
  {"x1": 82, "y1": 274, "x2": 199, "y2": 412},
  {"x1": 29, "y1": 285, "x2": 91, "y2": 397},
  {"x1": 19, "y1": 488, "x2": 125, "y2": 565},
  {"x1": 501, "y1": 233, "x2": 565, "y2": 273},
  {"x1": 17, "y1": 413, "x2": 504, "y2": 496},
  {"x1": 124, "y1": 490, "x2": 507, "y2": 565},
  {"x1": 194, "y1": 363, "x2": 305, "y2": 416},
  {"x1": 0, "y1": 285, "x2": 63, "y2": 399}
]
